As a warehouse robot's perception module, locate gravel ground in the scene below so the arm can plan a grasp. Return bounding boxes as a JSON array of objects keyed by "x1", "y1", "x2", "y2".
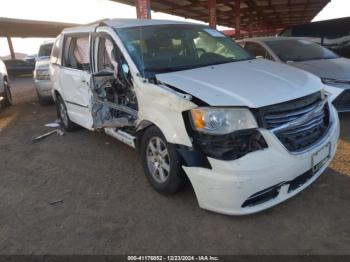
[{"x1": 0, "y1": 77, "x2": 349, "y2": 255}]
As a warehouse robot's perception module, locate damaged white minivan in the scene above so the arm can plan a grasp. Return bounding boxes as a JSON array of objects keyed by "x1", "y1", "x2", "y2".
[{"x1": 50, "y1": 19, "x2": 340, "y2": 215}]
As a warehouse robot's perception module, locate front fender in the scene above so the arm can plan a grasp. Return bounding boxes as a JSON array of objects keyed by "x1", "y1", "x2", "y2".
[{"x1": 135, "y1": 78, "x2": 197, "y2": 147}]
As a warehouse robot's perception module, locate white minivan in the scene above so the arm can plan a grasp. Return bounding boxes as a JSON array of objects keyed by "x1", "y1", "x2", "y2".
[{"x1": 50, "y1": 19, "x2": 340, "y2": 215}]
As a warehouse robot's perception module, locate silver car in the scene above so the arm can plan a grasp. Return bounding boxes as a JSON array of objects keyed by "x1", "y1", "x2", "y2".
[
  {"x1": 238, "y1": 37, "x2": 350, "y2": 112},
  {"x1": 33, "y1": 41, "x2": 54, "y2": 104},
  {"x1": 0, "y1": 58, "x2": 12, "y2": 110}
]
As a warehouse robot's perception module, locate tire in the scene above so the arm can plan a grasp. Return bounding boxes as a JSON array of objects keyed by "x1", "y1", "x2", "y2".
[
  {"x1": 141, "y1": 126, "x2": 186, "y2": 195},
  {"x1": 55, "y1": 95, "x2": 80, "y2": 132},
  {"x1": 2, "y1": 80, "x2": 12, "y2": 107}
]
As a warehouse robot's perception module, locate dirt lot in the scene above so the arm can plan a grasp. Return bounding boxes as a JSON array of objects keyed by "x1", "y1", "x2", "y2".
[{"x1": 0, "y1": 77, "x2": 349, "y2": 255}]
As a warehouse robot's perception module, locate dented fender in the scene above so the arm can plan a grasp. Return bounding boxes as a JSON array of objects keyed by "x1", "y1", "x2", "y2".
[{"x1": 134, "y1": 77, "x2": 197, "y2": 147}]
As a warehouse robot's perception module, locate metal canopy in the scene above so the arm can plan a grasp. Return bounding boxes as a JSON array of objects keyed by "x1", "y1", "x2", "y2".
[
  {"x1": 111, "y1": 0, "x2": 330, "y2": 30},
  {"x1": 0, "y1": 17, "x2": 79, "y2": 38}
]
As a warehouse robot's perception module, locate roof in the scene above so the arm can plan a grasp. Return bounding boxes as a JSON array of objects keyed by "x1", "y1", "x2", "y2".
[
  {"x1": 104, "y1": 18, "x2": 198, "y2": 28},
  {"x1": 110, "y1": 0, "x2": 330, "y2": 30},
  {"x1": 62, "y1": 18, "x2": 200, "y2": 34},
  {"x1": 0, "y1": 17, "x2": 80, "y2": 37},
  {"x1": 279, "y1": 16, "x2": 350, "y2": 37}
]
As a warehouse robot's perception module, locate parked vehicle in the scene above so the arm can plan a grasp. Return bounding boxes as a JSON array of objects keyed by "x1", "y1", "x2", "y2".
[
  {"x1": 51, "y1": 19, "x2": 339, "y2": 215},
  {"x1": 279, "y1": 17, "x2": 350, "y2": 58},
  {"x1": 3, "y1": 59, "x2": 35, "y2": 77},
  {"x1": 238, "y1": 37, "x2": 350, "y2": 112},
  {"x1": 0, "y1": 58, "x2": 12, "y2": 109},
  {"x1": 33, "y1": 41, "x2": 54, "y2": 104}
]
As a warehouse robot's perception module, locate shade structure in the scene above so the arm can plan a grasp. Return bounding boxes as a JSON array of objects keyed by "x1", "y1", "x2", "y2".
[
  {"x1": 111, "y1": 0, "x2": 330, "y2": 31},
  {"x1": 0, "y1": 17, "x2": 79, "y2": 38}
]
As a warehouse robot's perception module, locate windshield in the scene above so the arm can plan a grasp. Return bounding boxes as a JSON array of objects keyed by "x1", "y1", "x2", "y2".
[
  {"x1": 115, "y1": 24, "x2": 252, "y2": 77},
  {"x1": 38, "y1": 43, "x2": 54, "y2": 58},
  {"x1": 265, "y1": 39, "x2": 339, "y2": 62}
]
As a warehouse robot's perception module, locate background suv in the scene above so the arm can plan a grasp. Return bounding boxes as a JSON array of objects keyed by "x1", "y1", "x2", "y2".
[{"x1": 33, "y1": 40, "x2": 54, "y2": 104}]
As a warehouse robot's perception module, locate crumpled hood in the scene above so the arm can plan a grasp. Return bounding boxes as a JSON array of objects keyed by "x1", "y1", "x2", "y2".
[
  {"x1": 291, "y1": 57, "x2": 350, "y2": 81},
  {"x1": 156, "y1": 59, "x2": 322, "y2": 108}
]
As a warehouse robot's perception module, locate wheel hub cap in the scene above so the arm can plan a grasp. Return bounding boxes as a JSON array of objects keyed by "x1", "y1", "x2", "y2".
[{"x1": 146, "y1": 137, "x2": 170, "y2": 183}]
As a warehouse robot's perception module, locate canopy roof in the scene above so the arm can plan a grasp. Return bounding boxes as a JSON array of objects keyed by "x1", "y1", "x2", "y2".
[
  {"x1": 112, "y1": 0, "x2": 330, "y2": 30},
  {"x1": 0, "y1": 17, "x2": 79, "y2": 38}
]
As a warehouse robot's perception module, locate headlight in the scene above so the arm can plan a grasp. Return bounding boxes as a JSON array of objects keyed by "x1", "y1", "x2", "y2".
[{"x1": 189, "y1": 107, "x2": 258, "y2": 135}]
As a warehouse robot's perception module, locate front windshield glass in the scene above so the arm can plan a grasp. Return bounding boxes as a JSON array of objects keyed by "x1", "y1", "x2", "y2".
[
  {"x1": 115, "y1": 24, "x2": 252, "y2": 77},
  {"x1": 265, "y1": 39, "x2": 339, "y2": 62}
]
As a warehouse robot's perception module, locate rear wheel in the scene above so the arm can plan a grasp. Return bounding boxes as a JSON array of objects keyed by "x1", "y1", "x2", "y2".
[
  {"x1": 2, "y1": 81, "x2": 12, "y2": 107},
  {"x1": 56, "y1": 95, "x2": 80, "y2": 132},
  {"x1": 141, "y1": 126, "x2": 186, "y2": 195}
]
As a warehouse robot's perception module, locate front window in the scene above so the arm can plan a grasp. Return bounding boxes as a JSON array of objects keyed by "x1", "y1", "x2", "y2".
[
  {"x1": 265, "y1": 39, "x2": 338, "y2": 62},
  {"x1": 115, "y1": 24, "x2": 252, "y2": 77}
]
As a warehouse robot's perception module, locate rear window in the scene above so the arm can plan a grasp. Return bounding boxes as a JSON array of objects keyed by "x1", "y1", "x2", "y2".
[
  {"x1": 38, "y1": 43, "x2": 53, "y2": 57},
  {"x1": 265, "y1": 39, "x2": 338, "y2": 62}
]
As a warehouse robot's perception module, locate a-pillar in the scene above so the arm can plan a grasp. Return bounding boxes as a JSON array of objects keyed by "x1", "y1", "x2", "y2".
[{"x1": 135, "y1": 0, "x2": 151, "y2": 19}]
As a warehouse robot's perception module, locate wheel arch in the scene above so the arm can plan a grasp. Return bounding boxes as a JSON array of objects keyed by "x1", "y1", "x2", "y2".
[{"x1": 53, "y1": 89, "x2": 61, "y2": 101}]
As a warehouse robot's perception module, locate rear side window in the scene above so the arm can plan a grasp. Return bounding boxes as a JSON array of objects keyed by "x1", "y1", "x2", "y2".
[
  {"x1": 50, "y1": 36, "x2": 61, "y2": 65},
  {"x1": 62, "y1": 35, "x2": 90, "y2": 71},
  {"x1": 39, "y1": 43, "x2": 54, "y2": 57}
]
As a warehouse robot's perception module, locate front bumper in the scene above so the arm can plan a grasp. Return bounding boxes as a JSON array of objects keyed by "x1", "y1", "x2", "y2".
[
  {"x1": 34, "y1": 79, "x2": 52, "y2": 98},
  {"x1": 183, "y1": 105, "x2": 340, "y2": 215}
]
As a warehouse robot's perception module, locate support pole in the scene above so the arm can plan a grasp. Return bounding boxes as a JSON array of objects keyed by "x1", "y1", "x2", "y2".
[
  {"x1": 7, "y1": 36, "x2": 15, "y2": 59},
  {"x1": 235, "y1": 0, "x2": 241, "y2": 39},
  {"x1": 208, "y1": 0, "x2": 217, "y2": 28},
  {"x1": 248, "y1": 10, "x2": 253, "y2": 38},
  {"x1": 258, "y1": 17, "x2": 262, "y2": 36},
  {"x1": 135, "y1": 0, "x2": 151, "y2": 19}
]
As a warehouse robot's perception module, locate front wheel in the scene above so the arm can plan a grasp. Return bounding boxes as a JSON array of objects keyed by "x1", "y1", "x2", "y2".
[
  {"x1": 141, "y1": 126, "x2": 186, "y2": 195},
  {"x1": 2, "y1": 81, "x2": 12, "y2": 107}
]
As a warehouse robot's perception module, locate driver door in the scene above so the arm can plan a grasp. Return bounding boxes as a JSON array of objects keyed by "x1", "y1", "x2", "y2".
[{"x1": 90, "y1": 30, "x2": 135, "y2": 128}]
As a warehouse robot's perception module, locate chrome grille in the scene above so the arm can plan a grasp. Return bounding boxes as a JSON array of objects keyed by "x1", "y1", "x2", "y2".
[{"x1": 261, "y1": 92, "x2": 330, "y2": 152}]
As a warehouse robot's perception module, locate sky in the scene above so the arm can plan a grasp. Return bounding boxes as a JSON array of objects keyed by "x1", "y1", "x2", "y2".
[{"x1": 0, "y1": 0, "x2": 349, "y2": 57}]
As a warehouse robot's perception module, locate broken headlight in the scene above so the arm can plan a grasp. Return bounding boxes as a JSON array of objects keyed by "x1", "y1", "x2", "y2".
[
  {"x1": 189, "y1": 107, "x2": 258, "y2": 135},
  {"x1": 187, "y1": 108, "x2": 267, "y2": 161}
]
